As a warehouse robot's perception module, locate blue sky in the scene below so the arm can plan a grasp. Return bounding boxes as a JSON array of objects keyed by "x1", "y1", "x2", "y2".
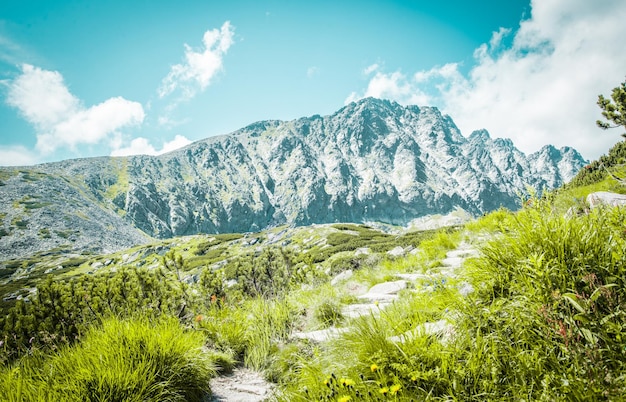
[{"x1": 1, "y1": 0, "x2": 625, "y2": 166}]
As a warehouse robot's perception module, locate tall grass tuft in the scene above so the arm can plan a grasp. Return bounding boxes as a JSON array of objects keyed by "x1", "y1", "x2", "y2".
[
  {"x1": 0, "y1": 316, "x2": 216, "y2": 402},
  {"x1": 199, "y1": 297, "x2": 295, "y2": 371}
]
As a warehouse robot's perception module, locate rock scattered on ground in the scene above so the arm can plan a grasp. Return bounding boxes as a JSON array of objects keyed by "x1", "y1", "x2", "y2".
[
  {"x1": 208, "y1": 368, "x2": 273, "y2": 402},
  {"x1": 289, "y1": 242, "x2": 481, "y2": 344}
]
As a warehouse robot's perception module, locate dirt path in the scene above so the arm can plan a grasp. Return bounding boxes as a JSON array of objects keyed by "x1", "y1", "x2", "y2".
[{"x1": 207, "y1": 368, "x2": 274, "y2": 402}]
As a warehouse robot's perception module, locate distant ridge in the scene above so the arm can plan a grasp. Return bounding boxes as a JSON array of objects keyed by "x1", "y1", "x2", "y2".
[{"x1": 0, "y1": 98, "x2": 587, "y2": 260}]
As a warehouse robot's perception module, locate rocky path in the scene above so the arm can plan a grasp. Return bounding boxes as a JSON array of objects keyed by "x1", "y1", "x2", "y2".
[
  {"x1": 207, "y1": 242, "x2": 480, "y2": 401},
  {"x1": 207, "y1": 368, "x2": 273, "y2": 402},
  {"x1": 293, "y1": 242, "x2": 480, "y2": 342}
]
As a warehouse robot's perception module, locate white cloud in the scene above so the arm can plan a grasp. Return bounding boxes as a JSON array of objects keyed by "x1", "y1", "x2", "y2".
[
  {"x1": 111, "y1": 135, "x2": 191, "y2": 157},
  {"x1": 6, "y1": 64, "x2": 79, "y2": 127},
  {"x1": 363, "y1": 63, "x2": 380, "y2": 75},
  {"x1": 0, "y1": 33, "x2": 29, "y2": 66},
  {"x1": 0, "y1": 145, "x2": 38, "y2": 167},
  {"x1": 158, "y1": 21, "x2": 235, "y2": 100},
  {"x1": 345, "y1": 70, "x2": 431, "y2": 106},
  {"x1": 5, "y1": 64, "x2": 144, "y2": 155},
  {"x1": 347, "y1": 0, "x2": 626, "y2": 159},
  {"x1": 161, "y1": 134, "x2": 192, "y2": 153}
]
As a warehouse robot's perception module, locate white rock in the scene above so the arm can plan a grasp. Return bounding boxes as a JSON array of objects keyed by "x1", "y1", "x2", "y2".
[
  {"x1": 354, "y1": 247, "x2": 370, "y2": 256},
  {"x1": 440, "y1": 257, "x2": 464, "y2": 269},
  {"x1": 357, "y1": 293, "x2": 398, "y2": 303},
  {"x1": 395, "y1": 273, "x2": 430, "y2": 281},
  {"x1": 587, "y1": 191, "x2": 626, "y2": 208},
  {"x1": 387, "y1": 246, "x2": 405, "y2": 257},
  {"x1": 458, "y1": 281, "x2": 474, "y2": 296},
  {"x1": 446, "y1": 248, "x2": 479, "y2": 259},
  {"x1": 367, "y1": 280, "x2": 407, "y2": 295},
  {"x1": 330, "y1": 269, "x2": 353, "y2": 286}
]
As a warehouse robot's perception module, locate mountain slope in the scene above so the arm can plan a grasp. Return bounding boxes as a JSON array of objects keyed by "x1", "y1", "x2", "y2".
[{"x1": 0, "y1": 98, "x2": 586, "y2": 261}]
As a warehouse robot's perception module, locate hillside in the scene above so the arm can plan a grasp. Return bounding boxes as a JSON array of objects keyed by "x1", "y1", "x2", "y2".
[{"x1": 0, "y1": 98, "x2": 586, "y2": 262}]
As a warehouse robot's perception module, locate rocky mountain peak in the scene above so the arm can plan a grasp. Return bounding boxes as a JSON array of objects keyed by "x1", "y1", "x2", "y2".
[{"x1": 0, "y1": 98, "x2": 587, "y2": 261}]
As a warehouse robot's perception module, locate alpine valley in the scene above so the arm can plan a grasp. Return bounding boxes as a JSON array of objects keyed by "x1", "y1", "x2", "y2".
[{"x1": 0, "y1": 98, "x2": 586, "y2": 261}]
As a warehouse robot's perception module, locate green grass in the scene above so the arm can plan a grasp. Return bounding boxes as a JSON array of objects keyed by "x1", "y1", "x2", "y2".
[
  {"x1": 275, "y1": 201, "x2": 626, "y2": 400},
  {"x1": 198, "y1": 298, "x2": 295, "y2": 370},
  {"x1": 0, "y1": 316, "x2": 217, "y2": 402}
]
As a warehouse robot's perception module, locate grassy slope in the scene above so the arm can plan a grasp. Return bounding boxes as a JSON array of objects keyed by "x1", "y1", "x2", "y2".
[{"x1": 2, "y1": 142, "x2": 626, "y2": 400}]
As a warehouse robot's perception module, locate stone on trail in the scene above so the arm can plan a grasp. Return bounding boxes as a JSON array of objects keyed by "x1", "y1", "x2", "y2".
[
  {"x1": 330, "y1": 269, "x2": 353, "y2": 286},
  {"x1": 386, "y1": 246, "x2": 405, "y2": 257},
  {"x1": 208, "y1": 368, "x2": 273, "y2": 402},
  {"x1": 366, "y1": 280, "x2": 407, "y2": 295}
]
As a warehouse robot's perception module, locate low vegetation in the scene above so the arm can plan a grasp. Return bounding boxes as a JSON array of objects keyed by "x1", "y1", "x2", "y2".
[{"x1": 2, "y1": 130, "x2": 626, "y2": 399}]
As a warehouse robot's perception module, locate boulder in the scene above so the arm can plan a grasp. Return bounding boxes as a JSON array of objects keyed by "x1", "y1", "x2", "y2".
[
  {"x1": 367, "y1": 280, "x2": 407, "y2": 295},
  {"x1": 330, "y1": 269, "x2": 353, "y2": 286},
  {"x1": 587, "y1": 191, "x2": 626, "y2": 208},
  {"x1": 386, "y1": 246, "x2": 405, "y2": 257}
]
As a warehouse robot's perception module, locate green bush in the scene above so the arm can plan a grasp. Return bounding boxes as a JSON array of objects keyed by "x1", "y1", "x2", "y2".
[
  {"x1": 0, "y1": 265, "x2": 189, "y2": 364},
  {"x1": 565, "y1": 140, "x2": 626, "y2": 188}
]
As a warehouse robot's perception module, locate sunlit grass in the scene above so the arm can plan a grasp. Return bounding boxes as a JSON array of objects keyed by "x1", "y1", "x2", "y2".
[{"x1": 0, "y1": 316, "x2": 216, "y2": 402}]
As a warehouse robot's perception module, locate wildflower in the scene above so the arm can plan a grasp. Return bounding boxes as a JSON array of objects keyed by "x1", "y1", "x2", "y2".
[
  {"x1": 337, "y1": 396, "x2": 351, "y2": 402},
  {"x1": 370, "y1": 363, "x2": 378, "y2": 372},
  {"x1": 390, "y1": 384, "x2": 401, "y2": 395},
  {"x1": 340, "y1": 378, "x2": 355, "y2": 387},
  {"x1": 194, "y1": 314, "x2": 204, "y2": 322},
  {"x1": 379, "y1": 386, "x2": 389, "y2": 395},
  {"x1": 210, "y1": 294, "x2": 218, "y2": 303}
]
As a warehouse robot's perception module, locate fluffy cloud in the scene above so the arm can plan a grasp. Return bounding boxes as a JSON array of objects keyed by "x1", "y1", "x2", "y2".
[
  {"x1": 346, "y1": 65, "x2": 432, "y2": 106},
  {"x1": 0, "y1": 145, "x2": 38, "y2": 167},
  {"x1": 111, "y1": 135, "x2": 192, "y2": 157},
  {"x1": 158, "y1": 21, "x2": 234, "y2": 100},
  {"x1": 347, "y1": 0, "x2": 626, "y2": 159},
  {"x1": 6, "y1": 64, "x2": 144, "y2": 154}
]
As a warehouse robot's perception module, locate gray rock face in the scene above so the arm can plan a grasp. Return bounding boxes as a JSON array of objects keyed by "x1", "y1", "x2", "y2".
[{"x1": 0, "y1": 98, "x2": 587, "y2": 261}]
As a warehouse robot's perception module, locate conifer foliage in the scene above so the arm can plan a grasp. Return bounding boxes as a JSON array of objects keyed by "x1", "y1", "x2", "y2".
[{"x1": 597, "y1": 78, "x2": 626, "y2": 137}]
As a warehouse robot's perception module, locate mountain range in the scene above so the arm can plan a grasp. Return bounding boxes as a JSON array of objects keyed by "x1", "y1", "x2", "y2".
[{"x1": 0, "y1": 98, "x2": 586, "y2": 261}]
